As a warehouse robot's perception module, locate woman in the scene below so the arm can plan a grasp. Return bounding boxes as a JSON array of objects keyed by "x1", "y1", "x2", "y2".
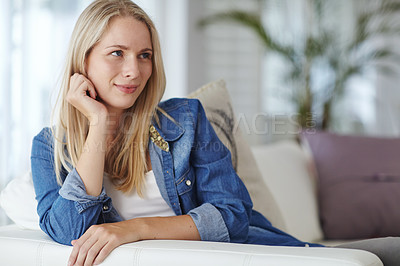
[{"x1": 31, "y1": 1, "x2": 398, "y2": 266}]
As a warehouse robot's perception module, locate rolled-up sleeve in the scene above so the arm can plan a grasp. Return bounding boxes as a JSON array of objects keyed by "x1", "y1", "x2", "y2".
[
  {"x1": 187, "y1": 99, "x2": 253, "y2": 243},
  {"x1": 188, "y1": 203, "x2": 230, "y2": 242},
  {"x1": 59, "y1": 168, "x2": 111, "y2": 213}
]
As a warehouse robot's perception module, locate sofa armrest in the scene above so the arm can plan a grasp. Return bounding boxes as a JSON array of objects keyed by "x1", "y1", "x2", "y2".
[{"x1": 0, "y1": 225, "x2": 382, "y2": 266}]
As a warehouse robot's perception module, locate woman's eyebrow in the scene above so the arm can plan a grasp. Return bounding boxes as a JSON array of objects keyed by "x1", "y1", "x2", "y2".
[
  {"x1": 105, "y1": 44, "x2": 153, "y2": 52},
  {"x1": 105, "y1": 44, "x2": 129, "y2": 49},
  {"x1": 141, "y1": 48, "x2": 153, "y2": 52},
  {"x1": 104, "y1": 45, "x2": 153, "y2": 52}
]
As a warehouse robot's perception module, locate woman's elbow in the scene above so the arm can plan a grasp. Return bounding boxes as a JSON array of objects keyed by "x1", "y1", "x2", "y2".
[{"x1": 39, "y1": 218, "x2": 86, "y2": 246}]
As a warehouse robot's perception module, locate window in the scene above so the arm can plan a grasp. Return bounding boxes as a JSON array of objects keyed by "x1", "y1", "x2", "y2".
[
  {"x1": 0, "y1": 0, "x2": 182, "y2": 225},
  {"x1": 0, "y1": 0, "x2": 92, "y2": 224},
  {"x1": 199, "y1": 0, "x2": 264, "y2": 143}
]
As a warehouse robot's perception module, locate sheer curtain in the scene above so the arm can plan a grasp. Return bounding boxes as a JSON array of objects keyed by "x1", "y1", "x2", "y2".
[{"x1": 0, "y1": 0, "x2": 92, "y2": 224}]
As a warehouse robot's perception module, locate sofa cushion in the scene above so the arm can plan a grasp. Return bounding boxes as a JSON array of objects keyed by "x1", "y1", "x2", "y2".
[
  {"x1": 188, "y1": 80, "x2": 286, "y2": 231},
  {"x1": 302, "y1": 131, "x2": 400, "y2": 239},
  {"x1": 251, "y1": 140, "x2": 323, "y2": 243}
]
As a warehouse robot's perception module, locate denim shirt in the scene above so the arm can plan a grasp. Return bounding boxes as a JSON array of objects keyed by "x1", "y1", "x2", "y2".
[{"x1": 31, "y1": 98, "x2": 320, "y2": 247}]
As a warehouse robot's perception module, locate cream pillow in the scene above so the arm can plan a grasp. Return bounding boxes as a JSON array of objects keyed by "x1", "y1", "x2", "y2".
[
  {"x1": 0, "y1": 171, "x2": 40, "y2": 230},
  {"x1": 188, "y1": 80, "x2": 286, "y2": 231},
  {"x1": 251, "y1": 140, "x2": 323, "y2": 242}
]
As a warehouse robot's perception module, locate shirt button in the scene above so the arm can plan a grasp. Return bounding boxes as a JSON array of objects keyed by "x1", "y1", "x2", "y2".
[
  {"x1": 102, "y1": 205, "x2": 109, "y2": 211},
  {"x1": 186, "y1": 180, "x2": 191, "y2": 186}
]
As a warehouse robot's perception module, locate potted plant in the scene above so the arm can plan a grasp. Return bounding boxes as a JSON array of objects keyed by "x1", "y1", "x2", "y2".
[{"x1": 199, "y1": 0, "x2": 400, "y2": 130}]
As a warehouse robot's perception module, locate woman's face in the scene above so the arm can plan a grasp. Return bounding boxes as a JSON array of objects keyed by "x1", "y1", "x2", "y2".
[{"x1": 86, "y1": 16, "x2": 153, "y2": 116}]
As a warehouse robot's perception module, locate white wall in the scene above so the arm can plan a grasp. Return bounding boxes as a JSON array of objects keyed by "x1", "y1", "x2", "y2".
[{"x1": 135, "y1": 0, "x2": 189, "y2": 99}]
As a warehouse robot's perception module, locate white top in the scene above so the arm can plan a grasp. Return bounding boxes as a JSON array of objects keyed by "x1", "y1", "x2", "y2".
[{"x1": 103, "y1": 170, "x2": 176, "y2": 220}]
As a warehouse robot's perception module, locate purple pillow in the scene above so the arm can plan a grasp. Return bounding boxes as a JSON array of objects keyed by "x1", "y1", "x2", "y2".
[{"x1": 301, "y1": 131, "x2": 400, "y2": 240}]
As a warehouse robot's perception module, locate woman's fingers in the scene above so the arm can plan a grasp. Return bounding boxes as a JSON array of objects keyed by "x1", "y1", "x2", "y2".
[
  {"x1": 79, "y1": 74, "x2": 97, "y2": 99},
  {"x1": 69, "y1": 222, "x2": 132, "y2": 266},
  {"x1": 68, "y1": 235, "x2": 89, "y2": 265},
  {"x1": 68, "y1": 226, "x2": 96, "y2": 266},
  {"x1": 67, "y1": 73, "x2": 107, "y2": 123},
  {"x1": 68, "y1": 240, "x2": 82, "y2": 265},
  {"x1": 76, "y1": 78, "x2": 96, "y2": 99},
  {"x1": 69, "y1": 73, "x2": 97, "y2": 100},
  {"x1": 68, "y1": 225, "x2": 113, "y2": 266},
  {"x1": 72, "y1": 239, "x2": 115, "y2": 266},
  {"x1": 93, "y1": 241, "x2": 118, "y2": 265},
  {"x1": 82, "y1": 240, "x2": 107, "y2": 266},
  {"x1": 74, "y1": 237, "x2": 99, "y2": 266}
]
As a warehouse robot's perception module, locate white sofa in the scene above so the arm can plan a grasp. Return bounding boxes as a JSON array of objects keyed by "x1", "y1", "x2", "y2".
[
  {"x1": 0, "y1": 80, "x2": 383, "y2": 265},
  {"x1": 0, "y1": 224, "x2": 381, "y2": 266}
]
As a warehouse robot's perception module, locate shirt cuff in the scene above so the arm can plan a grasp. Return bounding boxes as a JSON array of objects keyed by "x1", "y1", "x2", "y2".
[
  {"x1": 188, "y1": 203, "x2": 230, "y2": 242},
  {"x1": 59, "y1": 168, "x2": 110, "y2": 213}
]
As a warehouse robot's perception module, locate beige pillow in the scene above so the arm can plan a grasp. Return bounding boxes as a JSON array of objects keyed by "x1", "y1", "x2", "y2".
[
  {"x1": 188, "y1": 80, "x2": 286, "y2": 231},
  {"x1": 0, "y1": 171, "x2": 40, "y2": 230},
  {"x1": 251, "y1": 140, "x2": 324, "y2": 242}
]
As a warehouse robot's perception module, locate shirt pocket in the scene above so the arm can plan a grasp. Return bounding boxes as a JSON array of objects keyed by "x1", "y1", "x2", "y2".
[{"x1": 175, "y1": 167, "x2": 195, "y2": 195}]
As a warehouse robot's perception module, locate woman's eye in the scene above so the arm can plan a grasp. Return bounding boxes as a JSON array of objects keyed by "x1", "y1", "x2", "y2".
[
  {"x1": 111, "y1": 50, "x2": 123, "y2": 57},
  {"x1": 140, "y1": 53, "x2": 152, "y2": 59}
]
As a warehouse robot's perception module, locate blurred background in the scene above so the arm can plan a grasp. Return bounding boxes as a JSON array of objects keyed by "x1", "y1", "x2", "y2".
[{"x1": 1, "y1": 0, "x2": 400, "y2": 224}]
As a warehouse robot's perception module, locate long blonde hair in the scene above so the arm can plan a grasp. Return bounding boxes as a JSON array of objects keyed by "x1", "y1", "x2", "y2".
[{"x1": 52, "y1": 0, "x2": 166, "y2": 195}]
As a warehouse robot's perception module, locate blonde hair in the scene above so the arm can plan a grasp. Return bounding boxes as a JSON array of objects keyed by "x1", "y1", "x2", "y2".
[{"x1": 52, "y1": 0, "x2": 166, "y2": 195}]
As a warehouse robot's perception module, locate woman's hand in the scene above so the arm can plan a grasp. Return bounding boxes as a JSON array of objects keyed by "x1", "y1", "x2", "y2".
[
  {"x1": 68, "y1": 221, "x2": 139, "y2": 266},
  {"x1": 67, "y1": 73, "x2": 108, "y2": 125},
  {"x1": 67, "y1": 215, "x2": 200, "y2": 266}
]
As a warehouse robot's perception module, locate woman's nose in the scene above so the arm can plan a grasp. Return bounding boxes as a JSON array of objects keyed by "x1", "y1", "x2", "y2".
[{"x1": 123, "y1": 57, "x2": 140, "y2": 79}]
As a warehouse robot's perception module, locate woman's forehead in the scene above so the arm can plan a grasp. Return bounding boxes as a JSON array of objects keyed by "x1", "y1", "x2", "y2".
[{"x1": 98, "y1": 16, "x2": 152, "y2": 48}]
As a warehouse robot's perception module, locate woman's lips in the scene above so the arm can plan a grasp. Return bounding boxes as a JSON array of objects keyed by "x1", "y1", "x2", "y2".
[{"x1": 115, "y1": 84, "x2": 138, "y2": 94}]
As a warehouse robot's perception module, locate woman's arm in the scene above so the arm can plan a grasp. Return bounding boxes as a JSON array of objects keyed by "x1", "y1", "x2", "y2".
[
  {"x1": 31, "y1": 128, "x2": 119, "y2": 245},
  {"x1": 31, "y1": 74, "x2": 117, "y2": 245},
  {"x1": 68, "y1": 215, "x2": 200, "y2": 266},
  {"x1": 67, "y1": 73, "x2": 109, "y2": 197},
  {"x1": 75, "y1": 121, "x2": 108, "y2": 196}
]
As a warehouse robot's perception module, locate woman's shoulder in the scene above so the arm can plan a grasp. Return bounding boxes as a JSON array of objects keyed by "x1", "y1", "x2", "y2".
[
  {"x1": 32, "y1": 127, "x2": 54, "y2": 145},
  {"x1": 157, "y1": 97, "x2": 203, "y2": 117}
]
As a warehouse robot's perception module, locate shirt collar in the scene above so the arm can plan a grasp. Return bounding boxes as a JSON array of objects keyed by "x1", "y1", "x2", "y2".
[{"x1": 150, "y1": 109, "x2": 185, "y2": 148}]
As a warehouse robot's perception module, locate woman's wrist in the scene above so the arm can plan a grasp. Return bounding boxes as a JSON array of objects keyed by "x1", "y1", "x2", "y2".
[
  {"x1": 128, "y1": 218, "x2": 148, "y2": 241},
  {"x1": 88, "y1": 110, "x2": 108, "y2": 127}
]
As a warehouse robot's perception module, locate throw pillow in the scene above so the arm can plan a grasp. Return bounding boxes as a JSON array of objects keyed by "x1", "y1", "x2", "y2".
[
  {"x1": 0, "y1": 171, "x2": 40, "y2": 230},
  {"x1": 188, "y1": 79, "x2": 286, "y2": 231},
  {"x1": 302, "y1": 131, "x2": 400, "y2": 239},
  {"x1": 251, "y1": 140, "x2": 324, "y2": 242}
]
